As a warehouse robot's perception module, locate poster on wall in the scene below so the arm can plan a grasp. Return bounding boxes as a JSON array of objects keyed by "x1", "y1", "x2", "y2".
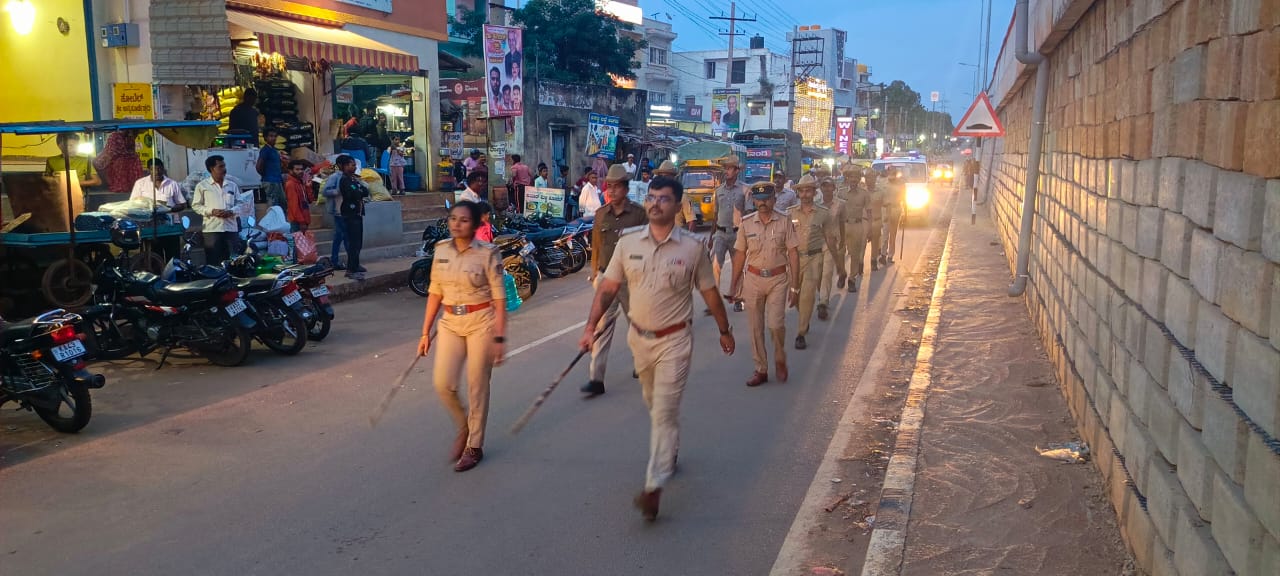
[
  {"x1": 711, "y1": 88, "x2": 741, "y2": 134},
  {"x1": 447, "y1": 133, "x2": 464, "y2": 159},
  {"x1": 483, "y1": 25, "x2": 524, "y2": 118},
  {"x1": 524, "y1": 186, "x2": 566, "y2": 218},
  {"x1": 586, "y1": 113, "x2": 620, "y2": 160},
  {"x1": 443, "y1": 79, "x2": 488, "y2": 137}
]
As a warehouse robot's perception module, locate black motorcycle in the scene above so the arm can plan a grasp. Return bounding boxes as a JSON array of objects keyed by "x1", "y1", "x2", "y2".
[
  {"x1": 84, "y1": 221, "x2": 256, "y2": 368},
  {"x1": 1, "y1": 309, "x2": 105, "y2": 433},
  {"x1": 408, "y1": 219, "x2": 450, "y2": 297}
]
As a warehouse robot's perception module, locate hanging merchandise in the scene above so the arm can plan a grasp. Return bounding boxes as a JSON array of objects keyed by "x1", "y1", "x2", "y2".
[{"x1": 254, "y1": 78, "x2": 315, "y2": 152}]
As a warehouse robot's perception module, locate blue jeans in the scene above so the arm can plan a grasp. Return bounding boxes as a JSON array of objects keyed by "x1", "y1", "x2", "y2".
[{"x1": 331, "y1": 213, "x2": 348, "y2": 264}]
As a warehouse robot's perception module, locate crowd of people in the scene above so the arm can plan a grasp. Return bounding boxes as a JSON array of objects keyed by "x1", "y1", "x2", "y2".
[{"x1": 415, "y1": 151, "x2": 914, "y2": 523}]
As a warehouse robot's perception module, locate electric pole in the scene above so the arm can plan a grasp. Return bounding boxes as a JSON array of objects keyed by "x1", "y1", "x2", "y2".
[{"x1": 710, "y1": 2, "x2": 756, "y2": 132}]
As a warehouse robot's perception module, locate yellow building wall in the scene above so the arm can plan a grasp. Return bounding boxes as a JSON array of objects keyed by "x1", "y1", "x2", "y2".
[{"x1": 0, "y1": 0, "x2": 94, "y2": 156}]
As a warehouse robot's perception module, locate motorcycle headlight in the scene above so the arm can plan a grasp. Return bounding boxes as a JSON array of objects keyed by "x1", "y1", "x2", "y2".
[{"x1": 906, "y1": 184, "x2": 930, "y2": 210}]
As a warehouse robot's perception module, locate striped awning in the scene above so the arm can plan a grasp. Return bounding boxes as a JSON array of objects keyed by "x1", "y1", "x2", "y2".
[{"x1": 227, "y1": 10, "x2": 419, "y2": 74}]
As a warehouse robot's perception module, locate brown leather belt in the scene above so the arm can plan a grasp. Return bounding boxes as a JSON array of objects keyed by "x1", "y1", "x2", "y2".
[
  {"x1": 632, "y1": 320, "x2": 691, "y2": 339},
  {"x1": 747, "y1": 264, "x2": 788, "y2": 278},
  {"x1": 443, "y1": 301, "x2": 492, "y2": 315}
]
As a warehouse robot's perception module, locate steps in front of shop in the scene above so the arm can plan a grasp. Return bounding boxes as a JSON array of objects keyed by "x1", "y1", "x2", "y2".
[{"x1": 313, "y1": 218, "x2": 433, "y2": 264}]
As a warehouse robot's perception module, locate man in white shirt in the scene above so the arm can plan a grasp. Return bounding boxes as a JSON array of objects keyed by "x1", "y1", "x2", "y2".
[
  {"x1": 577, "y1": 169, "x2": 602, "y2": 219},
  {"x1": 457, "y1": 171, "x2": 485, "y2": 203},
  {"x1": 622, "y1": 154, "x2": 638, "y2": 179},
  {"x1": 130, "y1": 159, "x2": 188, "y2": 215},
  {"x1": 191, "y1": 155, "x2": 243, "y2": 265}
]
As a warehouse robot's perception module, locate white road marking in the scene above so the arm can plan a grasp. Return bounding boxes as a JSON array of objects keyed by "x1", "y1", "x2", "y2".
[{"x1": 506, "y1": 321, "x2": 588, "y2": 359}]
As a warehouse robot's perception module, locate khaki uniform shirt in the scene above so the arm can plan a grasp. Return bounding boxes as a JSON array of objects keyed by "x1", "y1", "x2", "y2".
[
  {"x1": 428, "y1": 239, "x2": 505, "y2": 306},
  {"x1": 885, "y1": 182, "x2": 907, "y2": 213},
  {"x1": 715, "y1": 181, "x2": 749, "y2": 229},
  {"x1": 791, "y1": 204, "x2": 838, "y2": 255},
  {"x1": 604, "y1": 226, "x2": 716, "y2": 331},
  {"x1": 867, "y1": 182, "x2": 885, "y2": 224},
  {"x1": 593, "y1": 201, "x2": 648, "y2": 272},
  {"x1": 844, "y1": 184, "x2": 871, "y2": 223},
  {"x1": 735, "y1": 211, "x2": 799, "y2": 270}
]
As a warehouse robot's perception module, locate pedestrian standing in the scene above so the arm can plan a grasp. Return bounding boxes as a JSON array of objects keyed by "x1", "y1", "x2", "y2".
[
  {"x1": 509, "y1": 154, "x2": 533, "y2": 213},
  {"x1": 388, "y1": 136, "x2": 408, "y2": 195},
  {"x1": 711, "y1": 156, "x2": 749, "y2": 291},
  {"x1": 418, "y1": 201, "x2": 508, "y2": 472},
  {"x1": 322, "y1": 171, "x2": 348, "y2": 270},
  {"x1": 729, "y1": 182, "x2": 800, "y2": 386},
  {"x1": 883, "y1": 170, "x2": 905, "y2": 266},
  {"x1": 622, "y1": 153, "x2": 638, "y2": 179},
  {"x1": 336, "y1": 155, "x2": 370, "y2": 280},
  {"x1": 864, "y1": 168, "x2": 885, "y2": 272},
  {"x1": 534, "y1": 163, "x2": 550, "y2": 188},
  {"x1": 458, "y1": 170, "x2": 485, "y2": 204},
  {"x1": 773, "y1": 171, "x2": 799, "y2": 213},
  {"x1": 791, "y1": 176, "x2": 846, "y2": 350},
  {"x1": 578, "y1": 175, "x2": 735, "y2": 521},
  {"x1": 257, "y1": 128, "x2": 287, "y2": 208},
  {"x1": 191, "y1": 155, "x2": 242, "y2": 266},
  {"x1": 284, "y1": 159, "x2": 312, "y2": 233},
  {"x1": 578, "y1": 170, "x2": 603, "y2": 220},
  {"x1": 580, "y1": 164, "x2": 648, "y2": 398},
  {"x1": 841, "y1": 166, "x2": 872, "y2": 292}
]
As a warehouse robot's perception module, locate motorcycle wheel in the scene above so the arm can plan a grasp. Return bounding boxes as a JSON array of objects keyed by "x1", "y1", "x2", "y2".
[
  {"x1": 201, "y1": 324, "x2": 253, "y2": 367},
  {"x1": 408, "y1": 259, "x2": 431, "y2": 297},
  {"x1": 85, "y1": 314, "x2": 139, "y2": 361},
  {"x1": 34, "y1": 384, "x2": 93, "y2": 433},
  {"x1": 129, "y1": 250, "x2": 166, "y2": 274},
  {"x1": 568, "y1": 240, "x2": 588, "y2": 273},
  {"x1": 41, "y1": 258, "x2": 95, "y2": 308},
  {"x1": 307, "y1": 308, "x2": 332, "y2": 341},
  {"x1": 260, "y1": 305, "x2": 308, "y2": 356},
  {"x1": 516, "y1": 262, "x2": 538, "y2": 300}
]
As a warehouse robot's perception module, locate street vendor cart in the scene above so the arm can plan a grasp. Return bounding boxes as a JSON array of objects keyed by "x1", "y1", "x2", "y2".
[{"x1": 0, "y1": 120, "x2": 218, "y2": 314}]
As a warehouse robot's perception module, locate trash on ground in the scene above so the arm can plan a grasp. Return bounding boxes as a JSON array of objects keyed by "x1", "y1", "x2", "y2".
[
  {"x1": 1018, "y1": 497, "x2": 1035, "y2": 509},
  {"x1": 1037, "y1": 441, "x2": 1089, "y2": 463},
  {"x1": 824, "y1": 493, "x2": 852, "y2": 513},
  {"x1": 809, "y1": 567, "x2": 845, "y2": 576},
  {"x1": 831, "y1": 477, "x2": 843, "y2": 483},
  {"x1": 865, "y1": 515, "x2": 876, "y2": 526}
]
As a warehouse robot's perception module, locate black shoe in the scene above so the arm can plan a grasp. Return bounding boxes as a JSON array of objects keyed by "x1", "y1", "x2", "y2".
[
  {"x1": 334, "y1": 262, "x2": 347, "y2": 271},
  {"x1": 581, "y1": 380, "x2": 606, "y2": 398},
  {"x1": 356, "y1": 265, "x2": 368, "y2": 273},
  {"x1": 632, "y1": 370, "x2": 639, "y2": 379},
  {"x1": 795, "y1": 335, "x2": 807, "y2": 350}
]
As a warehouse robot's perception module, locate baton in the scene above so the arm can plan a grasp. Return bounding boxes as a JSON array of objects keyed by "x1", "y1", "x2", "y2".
[
  {"x1": 899, "y1": 208, "x2": 906, "y2": 262},
  {"x1": 368, "y1": 327, "x2": 435, "y2": 428},
  {"x1": 510, "y1": 317, "x2": 617, "y2": 435}
]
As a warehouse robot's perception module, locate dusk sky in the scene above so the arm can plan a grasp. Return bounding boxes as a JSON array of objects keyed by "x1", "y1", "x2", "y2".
[{"x1": 638, "y1": 0, "x2": 1016, "y2": 120}]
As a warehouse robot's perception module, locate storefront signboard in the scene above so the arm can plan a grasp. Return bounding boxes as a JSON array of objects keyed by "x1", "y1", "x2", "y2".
[
  {"x1": 442, "y1": 79, "x2": 488, "y2": 137},
  {"x1": 113, "y1": 83, "x2": 155, "y2": 120},
  {"x1": 524, "y1": 186, "x2": 565, "y2": 218},
  {"x1": 337, "y1": 0, "x2": 392, "y2": 13},
  {"x1": 836, "y1": 118, "x2": 853, "y2": 155},
  {"x1": 483, "y1": 25, "x2": 523, "y2": 118},
  {"x1": 711, "y1": 88, "x2": 741, "y2": 135},
  {"x1": 336, "y1": 85, "x2": 354, "y2": 105},
  {"x1": 585, "y1": 112, "x2": 620, "y2": 160}
]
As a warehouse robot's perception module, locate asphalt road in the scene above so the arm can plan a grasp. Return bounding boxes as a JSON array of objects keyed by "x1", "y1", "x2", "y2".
[{"x1": 1, "y1": 210, "x2": 943, "y2": 575}]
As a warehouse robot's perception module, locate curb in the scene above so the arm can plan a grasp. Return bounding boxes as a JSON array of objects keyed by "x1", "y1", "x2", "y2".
[
  {"x1": 859, "y1": 219, "x2": 955, "y2": 576},
  {"x1": 328, "y1": 269, "x2": 410, "y2": 303}
]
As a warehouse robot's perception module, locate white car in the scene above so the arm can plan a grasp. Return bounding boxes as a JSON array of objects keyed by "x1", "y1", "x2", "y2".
[{"x1": 872, "y1": 158, "x2": 933, "y2": 225}]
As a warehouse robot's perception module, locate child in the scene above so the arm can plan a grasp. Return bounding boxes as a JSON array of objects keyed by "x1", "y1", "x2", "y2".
[
  {"x1": 476, "y1": 201, "x2": 495, "y2": 243},
  {"x1": 389, "y1": 136, "x2": 408, "y2": 195}
]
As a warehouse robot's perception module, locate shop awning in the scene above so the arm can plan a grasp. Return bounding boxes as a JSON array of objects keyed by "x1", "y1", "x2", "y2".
[{"x1": 227, "y1": 10, "x2": 420, "y2": 74}]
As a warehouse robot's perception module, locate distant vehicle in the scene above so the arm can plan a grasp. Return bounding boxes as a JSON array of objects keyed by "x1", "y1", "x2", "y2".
[
  {"x1": 674, "y1": 141, "x2": 747, "y2": 226},
  {"x1": 733, "y1": 130, "x2": 803, "y2": 184},
  {"x1": 932, "y1": 162, "x2": 955, "y2": 183}
]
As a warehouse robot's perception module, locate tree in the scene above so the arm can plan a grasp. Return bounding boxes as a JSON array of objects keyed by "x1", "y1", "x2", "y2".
[
  {"x1": 515, "y1": 0, "x2": 643, "y2": 85},
  {"x1": 876, "y1": 80, "x2": 954, "y2": 142}
]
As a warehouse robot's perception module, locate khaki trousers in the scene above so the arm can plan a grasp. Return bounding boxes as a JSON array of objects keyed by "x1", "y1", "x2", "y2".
[
  {"x1": 588, "y1": 277, "x2": 629, "y2": 382},
  {"x1": 627, "y1": 326, "x2": 693, "y2": 491},
  {"x1": 433, "y1": 311, "x2": 494, "y2": 449},
  {"x1": 744, "y1": 271, "x2": 788, "y2": 373},
  {"x1": 886, "y1": 208, "x2": 902, "y2": 258},
  {"x1": 797, "y1": 253, "x2": 822, "y2": 336},
  {"x1": 868, "y1": 216, "x2": 884, "y2": 260},
  {"x1": 819, "y1": 247, "x2": 837, "y2": 306},
  {"x1": 845, "y1": 220, "x2": 869, "y2": 276}
]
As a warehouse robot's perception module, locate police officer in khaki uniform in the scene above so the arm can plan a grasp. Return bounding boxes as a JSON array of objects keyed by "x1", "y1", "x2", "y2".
[
  {"x1": 882, "y1": 169, "x2": 906, "y2": 266},
  {"x1": 579, "y1": 175, "x2": 734, "y2": 522},
  {"x1": 711, "y1": 156, "x2": 749, "y2": 285},
  {"x1": 842, "y1": 166, "x2": 873, "y2": 292},
  {"x1": 653, "y1": 160, "x2": 694, "y2": 230},
  {"x1": 729, "y1": 181, "x2": 800, "y2": 386},
  {"x1": 817, "y1": 176, "x2": 848, "y2": 301},
  {"x1": 791, "y1": 175, "x2": 846, "y2": 350},
  {"x1": 581, "y1": 164, "x2": 648, "y2": 398},
  {"x1": 864, "y1": 168, "x2": 885, "y2": 271},
  {"x1": 419, "y1": 201, "x2": 507, "y2": 472}
]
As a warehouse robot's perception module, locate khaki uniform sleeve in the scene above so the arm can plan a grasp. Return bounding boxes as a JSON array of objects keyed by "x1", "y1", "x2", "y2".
[
  {"x1": 734, "y1": 220, "x2": 748, "y2": 252},
  {"x1": 693, "y1": 242, "x2": 716, "y2": 291},
  {"x1": 487, "y1": 247, "x2": 506, "y2": 302},
  {"x1": 603, "y1": 238, "x2": 627, "y2": 283},
  {"x1": 428, "y1": 245, "x2": 446, "y2": 296}
]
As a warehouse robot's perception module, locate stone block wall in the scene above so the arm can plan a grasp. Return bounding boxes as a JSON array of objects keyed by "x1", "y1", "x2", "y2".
[{"x1": 980, "y1": 1, "x2": 1280, "y2": 574}]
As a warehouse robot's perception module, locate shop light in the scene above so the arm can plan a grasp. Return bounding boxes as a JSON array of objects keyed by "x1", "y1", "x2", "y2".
[
  {"x1": 76, "y1": 141, "x2": 95, "y2": 155},
  {"x1": 5, "y1": 0, "x2": 35, "y2": 35}
]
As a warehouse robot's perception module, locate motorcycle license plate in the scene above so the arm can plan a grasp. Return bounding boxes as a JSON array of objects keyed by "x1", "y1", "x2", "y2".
[
  {"x1": 282, "y1": 291, "x2": 302, "y2": 306},
  {"x1": 225, "y1": 299, "x2": 248, "y2": 317},
  {"x1": 52, "y1": 340, "x2": 87, "y2": 362},
  {"x1": 310, "y1": 285, "x2": 329, "y2": 297}
]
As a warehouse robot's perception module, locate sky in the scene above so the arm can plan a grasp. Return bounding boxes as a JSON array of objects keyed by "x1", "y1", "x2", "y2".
[{"x1": 638, "y1": 0, "x2": 1016, "y2": 120}]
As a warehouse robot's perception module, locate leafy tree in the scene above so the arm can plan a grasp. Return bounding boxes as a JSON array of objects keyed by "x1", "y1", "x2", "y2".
[
  {"x1": 450, "y1": 0, "x2": 643, "y2": 86},
  {"x1": 876, "y1": 80, "x2": 953, "y2": 139}
]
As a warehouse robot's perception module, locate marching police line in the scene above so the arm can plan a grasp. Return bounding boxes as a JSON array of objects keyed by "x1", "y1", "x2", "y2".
[{"x1": 414, "y1": 157, "x2": 908, "y2": 522}]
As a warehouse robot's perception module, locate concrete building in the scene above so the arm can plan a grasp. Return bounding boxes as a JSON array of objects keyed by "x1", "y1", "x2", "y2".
[
  {"x1": 635, "y1": 17, "x2": 678, "y2": 108},
  {"x1": 979, "y1": 1, "x2": 1280, "y2": 575},
  {"x1": 786, "y1": 26, "x2": 856, "y2": 115},
  {"x1": 669, "y1": 37, "x2": 793, "y2": 133}
]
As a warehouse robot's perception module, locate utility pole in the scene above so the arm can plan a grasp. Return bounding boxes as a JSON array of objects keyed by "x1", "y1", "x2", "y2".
[{"x1": 710, "y1": 3, "x2": 754, "y2": 90}]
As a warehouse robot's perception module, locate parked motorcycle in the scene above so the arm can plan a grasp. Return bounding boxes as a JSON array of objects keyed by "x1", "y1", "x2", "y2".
[
  {"x1": 408, "y1": 219, "x2": 449, "y2": 297},
  {"x1": 277, "y1": 261, "x2": 336, "y2": 341},
  {"x1": 1, "y1": 309, "x2": 105, "y2": 433},
  {"x1": 496, "y1": 233, "x2": 540, "y2": 301},
  {"x1": 84, "y1": 220, "x2": 256, "y2": 368}
]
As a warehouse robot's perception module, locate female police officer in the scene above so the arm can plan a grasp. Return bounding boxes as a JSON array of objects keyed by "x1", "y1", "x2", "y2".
[{"x1": 418, "y1": 201, "x2": 508, "y2": 472}]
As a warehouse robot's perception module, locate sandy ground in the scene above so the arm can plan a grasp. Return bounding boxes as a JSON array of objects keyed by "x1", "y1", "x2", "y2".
[{"x1": 899, "y1": 208, "x2": 1131, "y2": 576}]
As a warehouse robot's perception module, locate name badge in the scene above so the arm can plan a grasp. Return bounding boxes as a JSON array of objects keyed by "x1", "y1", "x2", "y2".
[
  {"x1": 629, "y1": 254, "x2": 644, "y2": 260},
  {"x1": 437, "y1": 259, "x2": 450, "y2": 263}
]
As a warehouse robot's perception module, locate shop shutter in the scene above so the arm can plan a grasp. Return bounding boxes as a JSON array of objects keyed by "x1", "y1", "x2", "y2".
[{"x1": 150, "y1": 0, "x2": 235, "y2": 86}]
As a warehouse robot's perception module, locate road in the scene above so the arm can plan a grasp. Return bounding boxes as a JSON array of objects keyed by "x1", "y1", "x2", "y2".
[{"x1": 0, "y1": 204, "x2": 947, "y2": 575}]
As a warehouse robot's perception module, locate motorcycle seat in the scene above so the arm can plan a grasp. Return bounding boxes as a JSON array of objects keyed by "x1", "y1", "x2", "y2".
[
  {"x1": 234, "y1": 275, "x2": 278, "y2": 292},
  {"x1": 525, "y1": 228, "x2": 563, "y2": 243},
  {"x1": 149, "y1": 278, "x2": 228, "y2": 305},
  {"x1": 0, "y1": 319, "x2": 37, "y2": 345}
]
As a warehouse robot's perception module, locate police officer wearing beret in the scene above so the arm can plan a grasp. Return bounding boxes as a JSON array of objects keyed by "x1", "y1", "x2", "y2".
[{"x1": 729, "y1": 181, "x2": 800, "y2": 386}]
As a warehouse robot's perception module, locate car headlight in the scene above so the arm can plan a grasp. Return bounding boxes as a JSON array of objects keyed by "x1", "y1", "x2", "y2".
[
  {"x1": 906, "y1": 184, "x2": 930, "y2": 210},
  {"x1": 945, "y1": 170, "x2": 954, "y2": 178},
  {"x1": 932, "y1": 169, "x2": 942, "y2": 178}
]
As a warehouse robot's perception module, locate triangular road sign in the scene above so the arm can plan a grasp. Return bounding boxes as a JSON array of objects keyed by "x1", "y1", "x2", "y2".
[{"x1": 953, "y1": 92, "x2": 1005, "y2": 137}]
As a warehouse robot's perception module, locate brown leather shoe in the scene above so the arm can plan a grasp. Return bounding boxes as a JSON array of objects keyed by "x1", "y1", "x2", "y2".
[
  {"x1": 817, "y1": 304, "x2": 829, "y2": 321},
  {"x1": 633, "y1": 489, "x2": 662, "y2": 521},
  {"x1": 746, "y1": 372, "x2": 769, "y2": 387},
  {"x1": 450, "y1": 427, "x2": 468, "y2": 462},
  {"x1": 776, "y1": 363, "x2": 789, "y2": 382},
  {"x1": 454, "y1": 447, "x2": 484, "y2": 472}
]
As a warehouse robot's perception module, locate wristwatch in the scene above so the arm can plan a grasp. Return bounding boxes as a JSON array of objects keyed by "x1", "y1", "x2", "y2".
[
  {"x1": 493, "y1": 336, "x2": 506, "y2": 343},
  {"x1": 790, "y1": 287, "x2": 801, "y2": 294},
  {"x1": 719, "y1": 325, "x2": 733, "y2": 336}
]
